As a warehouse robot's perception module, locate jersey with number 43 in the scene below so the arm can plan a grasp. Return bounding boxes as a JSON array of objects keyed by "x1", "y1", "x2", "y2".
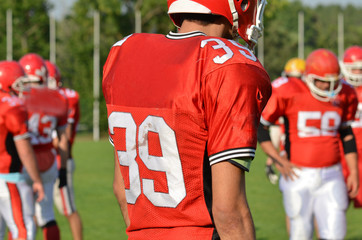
[
  {"x1": 103, "y1": 32, "x2": 271, "y2": 239},
  {"x1": 261, "y1": 77, "x2": 357, "y2": 168},
  {"x1": 23, "y1": 87, "x2": 68, "y2": 172}
]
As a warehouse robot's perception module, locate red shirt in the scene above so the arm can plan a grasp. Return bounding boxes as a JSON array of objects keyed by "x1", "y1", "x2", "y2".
[
  {"x1": 341, "y1": 84, "x2": 362, "y2": 207},
  {"x1": 23, "y1": 87, "x2": 68, "y2": 171},
  {"x1": 59, "y1": 87, "x2": 80, "y2": 145},
  {"x1": 351, "y1": 85, "x2": 362, "y2": 147},
  {"x1": 103, "y1": 32, "x2": 271, "y2": 239},
  {"x1": 0, "y1": 92, "x2": 29, "y2": 173},
  {"x1": 261, "y1": 77, "x2": 357, "y2": 168}
]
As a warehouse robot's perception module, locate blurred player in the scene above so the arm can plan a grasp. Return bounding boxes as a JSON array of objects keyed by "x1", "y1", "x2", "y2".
[
  {"x1": 258, "y1": 49, "x2": 359, "y2": 239},
  {"x1": 340, "y1": 45, "x2": 362, "y2": 208},
  {"x1": 45, "y1": 60, "x2": 83, "y2": 240},
  {"x1": 0, "y1": 61, "x2": 44, "y2": 240},
  {"x1": 103, "y1": 0, "x2": 271, "y2": 239},
  {"x1": 264, "y1": 58, "x2": 305, "y2": 185},
  {"x1": 18, "y1": 53, "x2": 69, "y2": 240}
]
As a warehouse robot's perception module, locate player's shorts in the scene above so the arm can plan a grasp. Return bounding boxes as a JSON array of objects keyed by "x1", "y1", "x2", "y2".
[
  {"x1": 54, "y1": 158, "x2": 77, "y2": 216},
  {"x1": 23, "y1": 159, "x2": 58, "y2": 227},
  {"x1": 279, "y1": 163, "x2": 348, "y2": 240},
  {"x1": 0, "y1": 178, "x2": 36, "y2": 239}
]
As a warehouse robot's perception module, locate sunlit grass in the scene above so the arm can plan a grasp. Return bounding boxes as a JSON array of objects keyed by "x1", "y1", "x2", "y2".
[{"x1": 43, "y1": 137, "x2": 362, "y2": 240}]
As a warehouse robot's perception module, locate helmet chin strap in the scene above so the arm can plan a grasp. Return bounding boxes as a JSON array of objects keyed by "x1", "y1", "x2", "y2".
[{"x1": 228, "y1": 0, "x2": 239, "y2": 35}]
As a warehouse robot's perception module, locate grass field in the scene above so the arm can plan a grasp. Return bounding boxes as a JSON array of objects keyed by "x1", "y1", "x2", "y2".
[{"x1": 42, "y1": 136, "x2": 362, "y2": 240}]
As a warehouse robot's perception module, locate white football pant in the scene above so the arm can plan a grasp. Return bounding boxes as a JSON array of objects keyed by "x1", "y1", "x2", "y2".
[
  {"x1": 23, "y1": 160, "x2": 58, "y2": 227},
  {"x1": 279, "y1": 163, "x2": 348, "y2": 240}
]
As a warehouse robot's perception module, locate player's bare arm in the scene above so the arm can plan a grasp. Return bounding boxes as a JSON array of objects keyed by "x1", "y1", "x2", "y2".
[
  {"x1": 212, "y1": 161, "x2": 255, "y2": 240},
  {"x1": 113, "y1": 149, "x2": 130, "y2": 227},
  {"x1": 57, "y1": 127, "x2": 69, "y2": 190},
  {"x1": 258, "y1": 124, "x2": 298, "y2": 180},
  {"x1": 15, "y1": 137, "x2": 44, "y2": 202},
  {"x1": 65, "y1": 123, "x2": 73, "y2": 148},
  {"x1": 57, "y1": 127, "x2": 69, "y2": 169},
  {"x1": 340, "y1": 126, "x2": 359, "y2": 198}
]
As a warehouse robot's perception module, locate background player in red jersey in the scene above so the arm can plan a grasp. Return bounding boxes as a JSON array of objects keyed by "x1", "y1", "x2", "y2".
[
  {"x1": 103, "y1": 0, "x2": 271, "y2": 239},
  {"x1": 258, "y1": 49, "x2": 359, "y2": 239},
  {"x1": 0, "y1": 61, "x2": 44, "y2": 240},
  {"x1": 18, "y1": 53, "x2": 69, "y2": 240},
  {"x1": 340, "y1": 45, "x2": 362, "y2": 208},
  {"x1": 264, "y1": 58, "x2": 305, "y2": 185},
  {"x1": 46, "y1": 60, "x2": 83, "y2": 240}
]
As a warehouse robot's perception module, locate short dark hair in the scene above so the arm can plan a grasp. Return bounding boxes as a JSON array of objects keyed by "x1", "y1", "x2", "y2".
[{"x1": 173, "y1": 13, "x2": 223, "y2": 27}]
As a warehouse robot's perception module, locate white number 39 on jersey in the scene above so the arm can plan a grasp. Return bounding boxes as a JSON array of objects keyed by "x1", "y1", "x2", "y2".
[{"x1": 108, "y1": 112, "x2": 186, "y2": 208}]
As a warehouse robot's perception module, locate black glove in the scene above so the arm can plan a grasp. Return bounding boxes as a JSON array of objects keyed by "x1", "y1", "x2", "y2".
[{"x1": 58, "y1": 168, "x2": 67, "y2": 188}]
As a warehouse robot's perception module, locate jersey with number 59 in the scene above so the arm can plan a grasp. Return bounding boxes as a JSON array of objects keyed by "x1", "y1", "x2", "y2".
[
  {"x1": 261, "y1": 77, "x2": 357, "y2": 168},
  {"x1": 103, "y1": 32, "x2": 271, "y2": 240}
]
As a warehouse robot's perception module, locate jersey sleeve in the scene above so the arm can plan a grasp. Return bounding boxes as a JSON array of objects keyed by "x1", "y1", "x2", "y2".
[
  {"x1": 205, "y1": 63, "x2": 271, "y2": 170},
  {"x1": 342, "y1": 84, "x2": 358, "y2": 126},
  {"x1": 56, "y1": 91, "x2": 69, "y2": 130},
  {"x1": 260, "y1": 78, "x2": 289, "y2": 126},
  {"x1": 103, "y1": 34, "x2": 134, "y2": 105},
  {"x1": 5, "y1": 105, "x2": 29, "y2": 140},
  {"x1": 66, "y1": 89, "x2": 80, "y2": 124}
]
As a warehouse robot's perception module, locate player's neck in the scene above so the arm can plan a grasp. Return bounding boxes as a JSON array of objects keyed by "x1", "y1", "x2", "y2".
[{"x1": 178, "y1": 20, "x2": 232, "y2": 39}]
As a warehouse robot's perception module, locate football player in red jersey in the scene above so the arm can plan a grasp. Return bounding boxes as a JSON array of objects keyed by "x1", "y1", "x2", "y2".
[
  {"x1": 18, "y1": 53, "x2": 69, "y2": 240},
  {"x1": 103, "y1": 0, "x2": 271, "y2": 239},
  {"x1": 264, "y1": 58, "x2": 305, "y2": 185},
  {"x1": 45, "y1": 60, "x2": 83, "y2": 240},
  {"x1": 0, "y1": 61, "x2": 44, "y2": 240},
  {"x1": 258, "y1": 49, "x2": 359, "y2": 239},
  {"x1": 340, "y1": 45, "x2": 362, "y2": 208}
]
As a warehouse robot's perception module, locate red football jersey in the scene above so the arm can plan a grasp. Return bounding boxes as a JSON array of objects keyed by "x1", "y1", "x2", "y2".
[
  {"x1": 341, "y1": 84, "x2": 362, "y2": 207},
  {"x1": 103, "y1": 32, "x2": 271, "y2": 239},
  {"x1": 261, "y1": 77, "x2": 358, "y2": 168},
  {"x1": 59, "y1": 87, "x2": 80, "y2": 145},
  {"x1": 23, "y1": 87, "x2": 68, "y2": 172},
  {"x1": 351, "y1": 85, "x2": 362, "y2": 138},
  {"x1": 0, "y1": 92, "x2": 29, "y2": 173}
]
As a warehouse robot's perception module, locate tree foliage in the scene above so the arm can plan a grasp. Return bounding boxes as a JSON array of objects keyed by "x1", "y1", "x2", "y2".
[
  {"x1": 0, "y1": 0, "x2": 51, "y2": 60},
  {"x1": 0, "y1": 0, "x2": 361, "y2": 133}
]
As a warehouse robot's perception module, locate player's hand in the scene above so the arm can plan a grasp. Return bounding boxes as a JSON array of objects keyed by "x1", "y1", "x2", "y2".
[
  {"x1": 347, "y1": 170, "x2": 359, "y2": 198},
  {"x1": 58, "y1": 168, "x2": 67, "y2": 188},
  {"x1": 265, "y1": 164, "x2": 279, "y2": 184},
  {"x1": 33, "y1": 181, "x2": 44, "y2": 202},
  {"x1": 274, "y1": 156, "x2": 299, "y2": 181}
]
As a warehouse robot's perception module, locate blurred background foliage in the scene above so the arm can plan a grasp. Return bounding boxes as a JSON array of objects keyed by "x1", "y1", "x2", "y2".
[{"x1": 0, "y1": 0, "x2": 361, "y2": 134}]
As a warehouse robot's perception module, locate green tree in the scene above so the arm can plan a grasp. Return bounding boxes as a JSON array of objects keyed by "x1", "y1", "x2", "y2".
[
  {"x1": 0, "y1": 0, "x2": 52, "y2": 60},
  {"x1": 263, "y1": 0, "x2": 303, "y2": 80},
  {"x1": 57, "y1": 0, "x2": 171, "y2": 134}
]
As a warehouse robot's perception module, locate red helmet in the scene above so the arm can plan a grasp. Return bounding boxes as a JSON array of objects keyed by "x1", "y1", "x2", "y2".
[
  {"x1": 341, "y1": 45, "x2": 362, "y2": 86},
  {"x1": 304, "y1": 49, "x2": 342, "y2": 101},
  {"x1": 19, "y1": 53, "x2": 48, "y2": 84},
  {"x1": 167, "y1": 0, "x2": 267, "y2": 50},
  {"x1": 45, "y1": 60, "x2": 61, "y2": 89},
  {"x1": 0, "y1": 61, "x2": 27, "y2": 93}
]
